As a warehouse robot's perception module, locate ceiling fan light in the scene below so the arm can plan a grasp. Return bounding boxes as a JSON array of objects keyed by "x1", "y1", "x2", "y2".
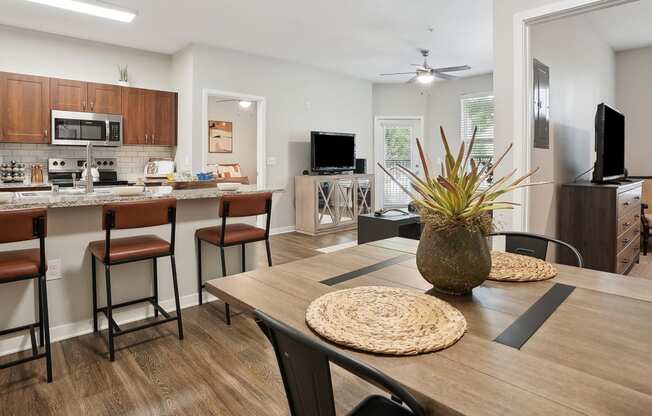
[
  {"x1": 239, "y1": 100, "x2": 252, "y2": 109},
  {"x1": 416, "y1": 74, "x2": 435, "y2": 84}
]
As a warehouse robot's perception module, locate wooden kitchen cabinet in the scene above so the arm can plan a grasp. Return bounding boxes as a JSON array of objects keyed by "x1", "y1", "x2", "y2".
[
  {"x1": 51, "y1": 79, "x2": 121, "y2": 114},
  {"x1": 153, "y1": 91, "x2": 177, "y2": 146},
  {"x1": 50, "y1": 78, "x2": 87, "y2": 112},
  {"x1": 87, "y1": 83, "x2": 122, "y2": 114},
  {"x1": 0, "y1": 72, "x2": 50, "y2": 143},
  {"x1": 121, "y1": 87, "x2": 148, "y2": 145},
  {"x1": 122, "y1": 87, "x2": 177, "y2": 146}
]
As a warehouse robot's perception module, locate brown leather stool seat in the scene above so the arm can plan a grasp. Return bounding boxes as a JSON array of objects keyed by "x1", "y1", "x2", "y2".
[
  {"x1": 0, "y1": 249, "x2": 47, "y2": 281},
  {"x1": 89, "y1": 235, "x2": 171, "y2": 263},
  {"x1": 196, "y1": 224, "x2": 266, "y2": 246}
]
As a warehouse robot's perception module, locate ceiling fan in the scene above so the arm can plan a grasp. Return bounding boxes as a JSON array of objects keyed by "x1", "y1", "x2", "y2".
[{"x1": 380, "y1": 49, "x2": 471, "y2": 84}]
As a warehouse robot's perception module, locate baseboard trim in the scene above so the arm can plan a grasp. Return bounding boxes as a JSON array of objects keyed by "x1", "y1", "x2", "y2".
[
  {"x1": 270, "y1": 225, "x2": 295, "y2": 235},
  {"x1": 0, "y1": 291, "x2": 224, "y2": 358}
]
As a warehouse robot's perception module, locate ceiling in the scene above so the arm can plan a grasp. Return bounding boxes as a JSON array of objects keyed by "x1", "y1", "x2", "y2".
[
  {"x1": 586, "y1": 0, "x2": 652, "y2": 51},
  {"x1": 0, "y1": 0, "x2": 493, "y2": 82}
]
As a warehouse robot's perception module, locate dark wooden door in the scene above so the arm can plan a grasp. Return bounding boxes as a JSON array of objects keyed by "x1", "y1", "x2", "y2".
[
  {"x1": 0, "y1": 72, "x2": 50, "y2": 143},
  {"x1": 153, "y1": 91, "x2": 176, "y2": 146},
  {"x1": 121, "y1": 87, "x2": 147, "y2": 145},
  {"x1": 88, "y1": 83, "x2": 121, "y2": 114},
  {"x1": 50, "y1": 78, "x2": 87, "y2": 112}
]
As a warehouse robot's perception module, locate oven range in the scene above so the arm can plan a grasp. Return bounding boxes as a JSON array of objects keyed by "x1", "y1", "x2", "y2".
[{"x1": 47, "y1": 158, "x2": 129, "y2": 187}]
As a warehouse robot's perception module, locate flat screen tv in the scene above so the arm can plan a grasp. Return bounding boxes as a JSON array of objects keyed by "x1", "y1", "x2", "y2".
[
  {"x1": 593, "y1": 103, "x2": 625, "y2": 182},
  {"x1": 311, "y1": 131, "x2": 355, "y2": 173}
]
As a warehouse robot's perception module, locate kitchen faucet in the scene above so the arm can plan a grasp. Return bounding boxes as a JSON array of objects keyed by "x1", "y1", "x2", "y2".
[{"x1": 85, "y1": 142, "x2": 94, "y2": 193}]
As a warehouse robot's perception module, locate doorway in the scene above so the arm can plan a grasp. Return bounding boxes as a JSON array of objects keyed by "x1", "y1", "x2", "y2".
[
  {"x1": 201, "y1": 88, "x2": 266, "y2": 189},
  {"x1": 374, "y1": 116, "x2": 424, "y2": 209}
]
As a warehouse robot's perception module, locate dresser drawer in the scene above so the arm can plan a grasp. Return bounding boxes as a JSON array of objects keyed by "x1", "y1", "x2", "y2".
[
  {"x1": 617, "y1": 237, "x2": 640, "y2": 275},
  {"x1": 618, "y1": 208, "x2": 641, "y2": 235},
  {"x1": 617, "y1": 223, "x2": 640, "y2": 253},
  {"x1": 617, "y1": 186, "x2": 642, "y2": 217}
]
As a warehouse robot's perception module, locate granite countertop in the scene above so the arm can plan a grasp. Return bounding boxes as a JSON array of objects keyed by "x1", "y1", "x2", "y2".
[{"x1": 0, "y1": 185, "x2": 283, "y2": 211}]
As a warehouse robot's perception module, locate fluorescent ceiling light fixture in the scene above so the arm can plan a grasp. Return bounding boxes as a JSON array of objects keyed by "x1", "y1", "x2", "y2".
[
  {"x1": 416, "y1": 74, "x2": 435, "y2": 84},
  {"x1": 24, "y1": 0, "x2": 137, "y2": 23},
  {"x1": 238, "y1": 100, "x2": 253, "y2": 109}
]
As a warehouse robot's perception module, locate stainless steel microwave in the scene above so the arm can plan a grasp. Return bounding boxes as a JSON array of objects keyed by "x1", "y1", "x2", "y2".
[{"x1": 51, "y1": 110, "x2": 122, "y2": 147}]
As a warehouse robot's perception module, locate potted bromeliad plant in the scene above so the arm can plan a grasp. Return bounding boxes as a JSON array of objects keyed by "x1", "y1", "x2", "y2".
[{"x1": 378, "y1": 127, "x2": 541, "y2": 295}]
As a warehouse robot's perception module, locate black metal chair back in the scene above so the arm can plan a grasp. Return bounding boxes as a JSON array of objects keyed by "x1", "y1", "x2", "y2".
[
  {"x1": 489, "y1": 231, "x2": 583, "y2": 267},
  {"x1": 255, "y1": 310, "x2": 425, "y2": 416}
]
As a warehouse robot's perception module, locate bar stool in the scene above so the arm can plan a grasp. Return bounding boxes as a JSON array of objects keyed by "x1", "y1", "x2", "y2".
[
  {"x1": 0, "y1": 208, "x2": 52, "y2": 382},
  {"x1": 196, "y1": 192, "x2": 273, "y2": 324},
  {"x1": 88, "y1": 198, "x2": 183, "y2": 361}
]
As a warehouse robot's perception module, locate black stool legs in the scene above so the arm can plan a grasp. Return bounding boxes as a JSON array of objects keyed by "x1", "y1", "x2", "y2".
[
  {"x1": 92, "y1": 255, "x2": 183, "y2": 362},
  {"x1": 104, "y1": 264, "x2": 115, "y2": 362},
  {"x1": 39, "y1": 274, "x2": 53, "y2": 382},
  {"x1": 170, "y1": 255, "x2": 184, "y2": 339}
]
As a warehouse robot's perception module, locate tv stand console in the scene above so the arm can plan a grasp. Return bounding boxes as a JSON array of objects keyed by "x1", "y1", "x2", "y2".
[
  {"x1": 560, "y1": 180, "x2": 642, "y2": 274},
  {"x1": 295, "y1": 173, "x2": 374, "y2": 235}
]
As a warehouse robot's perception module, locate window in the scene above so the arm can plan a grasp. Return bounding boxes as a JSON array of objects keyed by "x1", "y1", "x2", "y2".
[{"x1": 460, "y1": 93, "x2": 495, "y2": 165}]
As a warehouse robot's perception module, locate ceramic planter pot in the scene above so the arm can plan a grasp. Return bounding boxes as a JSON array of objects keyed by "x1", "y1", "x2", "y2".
[{"x1": 416, "y1": 224, "x2": 491, "y2": 295}]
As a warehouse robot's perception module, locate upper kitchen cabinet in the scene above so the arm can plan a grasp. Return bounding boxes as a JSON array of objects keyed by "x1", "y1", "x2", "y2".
[
  {"x1": 50, "y1": 78, "x2": 87, "y2": 112},
  {"x1": 87, "y1": 82, "x2": 121, "y2": 114},
  {"x1": 153, "y1": 91, "x2": 177, "y2": 146},
  {"x1": 122, "y1": 87, "x2": 176, "y2": 146},
  {"x1": 51, "y1": 79, "x2": 121, "y2": 114},
  {"x1": 0, "y1": 72, "x2": 50, "y2": 143},
  {"x1": 122, "y1": 87, "x2": 148, "y2": 145}
]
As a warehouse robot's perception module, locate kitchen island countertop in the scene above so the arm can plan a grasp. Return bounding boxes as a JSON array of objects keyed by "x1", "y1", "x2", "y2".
[{"x1": 0, "y1": 185, "x2": 282, "y2": 211}]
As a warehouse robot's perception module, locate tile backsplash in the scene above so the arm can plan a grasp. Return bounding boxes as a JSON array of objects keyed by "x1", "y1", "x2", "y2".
[{"x1": 0, "y1": 143, "x2": 175, "y2": 182}]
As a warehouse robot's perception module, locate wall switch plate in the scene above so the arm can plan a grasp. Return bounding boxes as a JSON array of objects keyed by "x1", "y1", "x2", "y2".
[{"x1": 46, "y1": 258, "x2": 62, "y2": 281}]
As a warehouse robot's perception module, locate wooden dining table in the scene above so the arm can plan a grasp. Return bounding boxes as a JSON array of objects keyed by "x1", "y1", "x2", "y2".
[{"x1": 206, "y1": 237, "x2": 652, "y2": 416}]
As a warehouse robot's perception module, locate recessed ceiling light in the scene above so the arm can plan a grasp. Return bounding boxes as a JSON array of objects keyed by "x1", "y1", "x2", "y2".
[
  {"x1": 24, "y1": 0, "x2": 137, "y2": 23},
  {"x1": 239, "y1": 100, "x2": 253, "y2": 109}
]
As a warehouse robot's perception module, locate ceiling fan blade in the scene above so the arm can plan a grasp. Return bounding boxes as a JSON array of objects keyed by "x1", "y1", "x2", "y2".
[
  {"x1": 410, "y1": 64, "x2": 427, "y2": 70},
  {"x1": 435, "y1": 72, "x2": 459, "y2": 80},
  {"x1": 380, "y1": 72, "x2": 417, "y2": 76},
  {"x1": 434, "y1": 65, "x2": 471, "y2": 73},
  {"x1": 406, "y1": 76, "x2": 417, "y2": 84}
]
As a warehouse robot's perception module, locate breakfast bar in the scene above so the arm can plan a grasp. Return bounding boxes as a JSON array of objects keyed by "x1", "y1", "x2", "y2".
[{"x1": 0, "y1": 185, "x2": 282, "y2": 350}]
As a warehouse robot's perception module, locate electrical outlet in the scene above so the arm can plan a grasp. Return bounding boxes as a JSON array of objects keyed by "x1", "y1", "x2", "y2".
[{"x1": 46, "y1": 258, "x2": 62, "y2": 281}]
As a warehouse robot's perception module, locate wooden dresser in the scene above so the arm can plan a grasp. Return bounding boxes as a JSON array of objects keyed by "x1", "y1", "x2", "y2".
[{"x1": 559, "y1": 180, "x2": 642, "y2": 274}]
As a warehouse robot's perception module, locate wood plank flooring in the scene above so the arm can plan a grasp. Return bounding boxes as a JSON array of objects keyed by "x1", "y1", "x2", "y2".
[{"x1": 0, "y1": 230, "x2": 373, "y2": 416}]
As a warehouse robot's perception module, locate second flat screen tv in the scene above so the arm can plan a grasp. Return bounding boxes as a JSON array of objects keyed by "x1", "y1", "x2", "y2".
[
  {"x1": 311, "y1": 131, "x2": 355, "y2": 173},
  {"x1": 593, "y1": 103, "x2": 625, "y2": 182}
]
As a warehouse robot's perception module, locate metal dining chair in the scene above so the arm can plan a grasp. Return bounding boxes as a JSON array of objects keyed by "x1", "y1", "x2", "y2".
[
  {"x1": 488, "y1": 231, "x2": 584, "y2": 267},
  {"x1": 255, "y1": 310, "x2": 426, "y2": 416}
]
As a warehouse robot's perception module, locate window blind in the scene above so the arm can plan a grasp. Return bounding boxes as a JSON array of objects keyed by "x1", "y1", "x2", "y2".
[{"x1": 460, "y1": 94, "x2": 495, "y2": 163}]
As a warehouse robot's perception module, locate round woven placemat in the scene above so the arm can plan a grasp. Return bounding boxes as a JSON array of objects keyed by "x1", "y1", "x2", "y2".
[
  {"x1": 488, "y1": 251, "x2": 557, "y2": 282},
  {"x1": 305, "y1": 286, "x2": 466, "y2": 355}
]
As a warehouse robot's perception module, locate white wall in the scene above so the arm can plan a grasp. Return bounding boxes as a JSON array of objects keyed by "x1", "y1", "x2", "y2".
[
  {"x1": 427, "y1": 74, "x2": 494, "y2": 165},
  {"x1": 171, "y1": 46, "x2": 195, "y2": 173},
  {"x1": 372, "y1": 74, "x2": 493, "y2": 170},
  {"x1": 528, "y1": 15, "x2": 615, "y2": 238},
  {"x1": 493, "y1": 0, "x2": 558, "y2": 231},
  {"x1": 0, "y1": 25, "x2": 172, "y2": 90},
  {"x1": 616, "y1": 46, "x2": 652, "y2": 176},
  {"x1": 188, "y1": 44, "x2": 373, "y2": 229},
  {"x1": 207, "y1": 100, "x2": 258, "y2": 183}
]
